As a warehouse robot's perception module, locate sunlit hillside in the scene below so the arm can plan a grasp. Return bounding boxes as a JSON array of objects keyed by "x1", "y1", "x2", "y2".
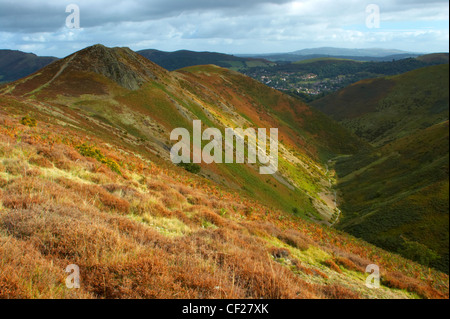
[
  {"x1": 312, "y1": 64, "x2": 449, "y2": 273},
  {"x1": 0, "y1": 101, "x2": 448, "y2": 299},
  {"x1": 0, "y1": 45, "x2": 448, "y2": 299}
]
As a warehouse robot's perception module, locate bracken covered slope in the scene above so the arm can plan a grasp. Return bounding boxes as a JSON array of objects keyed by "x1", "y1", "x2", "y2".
[
  {"x1": 311, "y1": 64, "x2": 449, "y2": 146},
  {"x1": 312, "y1": 64, "x2": 449, "y2": 273},
  {"x1": 335, "y1": 121, "x2": 449, "y2": 273},
  {"x1": 0, "y1": 104, "x2": 448, "y2": 299},
  {"x1": 0, "y1": 44, "x2": 365, "y2": 223},
  {"x1": 0, "y1": 45, "x2": 448, "y2": 298}
]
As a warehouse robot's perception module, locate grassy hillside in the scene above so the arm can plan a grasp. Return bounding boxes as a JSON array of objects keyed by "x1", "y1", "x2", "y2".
[
  {"x1": 417, "y1": 53, "x2": 449, "y2": 64},
  {"x1": 0, "y1": 99, "x2": 448, "y2": 299},
  {"x1": 0, "y1": 50, "x2": 57, "y2": 83},
  {"x1": 312, "y1": 64, "x2": 449, "y2": 146},
  {"x1": 335, "y1": 121, "x2": 449, "y2": 273},
  {"x1": 1, "y1": 44, "x2": 447, "y2": 299},
  {"x1": 313, "y1": 65, "x2": 449, "y2": 273},
  {"x1": 177, "y1": 65, "x2": 364, "y2": 158},
  {"x1": 138, "y1": 49, "x2": 275, "y2": 71},
  {"x1": 0, "y1": 44, "x2": 365, "y2": 226}
]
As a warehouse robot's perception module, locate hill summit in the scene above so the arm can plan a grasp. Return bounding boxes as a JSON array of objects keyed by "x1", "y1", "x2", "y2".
[
  {"x1": 67, "y1": 44, "x2": 164, "y2": 90},
  {"x1": 4, "y1": 44, "x2": 168, "y2": 96}
]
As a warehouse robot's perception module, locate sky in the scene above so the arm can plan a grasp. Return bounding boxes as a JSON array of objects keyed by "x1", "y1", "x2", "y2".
[{"x1": 0, "y1": 0, "x2": 448, "y2": 57}]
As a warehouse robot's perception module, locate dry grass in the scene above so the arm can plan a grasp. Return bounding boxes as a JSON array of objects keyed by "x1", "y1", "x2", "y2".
[
  {"x1": 276, "y1": 229, "x2": 311, "y2": 251},
  {"x1": 321, "y1": 284, "x2": 360, "y2": 299},
  {"x1": 334, "y1": 257, "x2": 365, "y2": 273},
  {"x1": 322, "y1": 259, "x2": 343, "y2": 274},
  {"x1": 0, "y1": 112, "x2": 448, "y2": 299},
  {"x1": 382, "y1": 271, "x2": 448, "y2": 299}
]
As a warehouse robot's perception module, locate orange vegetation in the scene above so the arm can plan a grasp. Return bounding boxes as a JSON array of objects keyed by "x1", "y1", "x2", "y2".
[{"x1": 0, "y1": 112, "x2": 448, "y2": 299}]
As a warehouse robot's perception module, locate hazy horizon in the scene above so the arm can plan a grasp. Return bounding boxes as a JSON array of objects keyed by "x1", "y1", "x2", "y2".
[{"x1": 4, "y1": 45, "x2": 448, "y2": 59}]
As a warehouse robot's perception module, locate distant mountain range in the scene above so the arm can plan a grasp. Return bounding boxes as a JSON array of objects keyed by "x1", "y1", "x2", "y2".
[
  {"x1": 1, "y1": 47, "x2": 446, "y2": 84},
  {"x1": 237, "y1": 47, "x2": 428, "y2": 62},
  {"x1": 292, "y1": 47, "x2": 416, "y2": 57},
  {"x1": 139, "y1": 47, "x2": 426, "y2": 67}
]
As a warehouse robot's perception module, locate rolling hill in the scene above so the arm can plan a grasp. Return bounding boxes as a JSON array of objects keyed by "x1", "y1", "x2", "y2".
[
  {"x1": 241, "y1": 55, "x2": 448, "y2": 102},
  {"x1": 335, "y1": 121, "x2": 449, "y2": 272},
  {"x1": 1, "y1": 44, "x2": 447, "y2": 298},
  {"x1": 138, "y1": 49, "x2": 275, "y2": 71},
  {"x1": 290, "y1": 47, "x2": 415, "y2": 57},
  {"x1": 1, "y1": 44, "x2": 364, "y2": 223},
  {"x1": 0, "y1": 49, "x2": 58, "y2": 83},
  {"x1": 312, "y1": 64, "x2": 449, "y2": 146},
  {"x1": 311, "y1": 64, "x2": 449, "y2": 272},
  {"x1": 417, "y1": 53, "x2": 449, "y2": 64}
]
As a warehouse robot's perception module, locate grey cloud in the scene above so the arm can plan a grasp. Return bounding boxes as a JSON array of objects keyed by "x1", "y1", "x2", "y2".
[
  {"x1": 0, "y1": 0, "x2": 293, "y2": 32},
  {"x1": 0, "y1": 0, "x2": 447, "y2": 57}
]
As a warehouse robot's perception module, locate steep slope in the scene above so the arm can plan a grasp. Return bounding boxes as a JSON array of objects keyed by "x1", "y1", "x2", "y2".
[
  {"x1": 311, "y1": 65, "x2": 449, "y2": 272},
  {"x1": 0, "y1": 44, "x2": 448, "y2": 299},
  {"x1": 0, "y1": 49, "x2": 58, "y2": 83},
  {"x1": 311, "y1": 64, "x2": 449, "y2": 146},
  {"x1": 335, "y1": 121, "x2": 449, "y2": 272},
  {"x1": 3, "y1": 44, "x2": 167, "y2": 95},
  {"x1": 138, "y1": 49, "x2": 275, "y2": 71},
  {"x1": 0, "y1": 44, "x2": 364, "y2": 224},
  {"x1": 0, "y1": 93, "x2": 448, "y2": 299}
]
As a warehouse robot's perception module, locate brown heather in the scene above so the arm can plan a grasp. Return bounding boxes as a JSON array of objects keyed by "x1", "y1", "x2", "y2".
[{"x1": 0, "y1": 112, "x2": 448, "y2": 299}]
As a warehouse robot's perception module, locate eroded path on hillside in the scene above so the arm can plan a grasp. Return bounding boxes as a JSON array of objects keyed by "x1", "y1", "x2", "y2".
[{"x1": 25, "y1": 53, "x2": 78, "y2": 96}]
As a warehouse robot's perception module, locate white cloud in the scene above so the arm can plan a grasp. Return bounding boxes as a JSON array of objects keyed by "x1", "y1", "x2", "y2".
[{"x1": 0, "y1": 0, "x2": 448, "y2": 56}]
